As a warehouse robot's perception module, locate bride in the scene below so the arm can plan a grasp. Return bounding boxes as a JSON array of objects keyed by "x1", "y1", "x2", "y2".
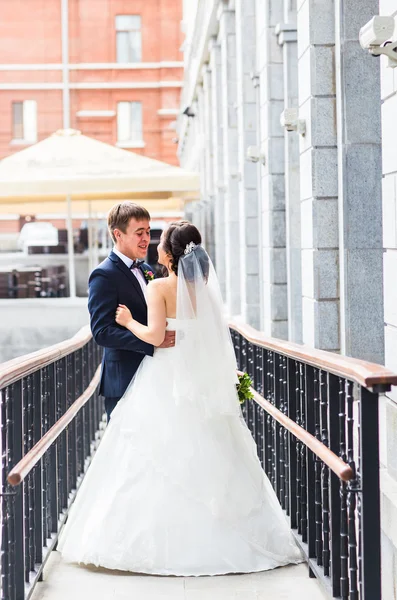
[{"x1": 57, "y1": 220, "x2": 302, "y2": 576}]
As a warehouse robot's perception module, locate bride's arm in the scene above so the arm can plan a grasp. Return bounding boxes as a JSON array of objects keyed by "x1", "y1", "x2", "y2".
[{"x1": 116, "y1": 280, "x2": 167, "y2": 346}]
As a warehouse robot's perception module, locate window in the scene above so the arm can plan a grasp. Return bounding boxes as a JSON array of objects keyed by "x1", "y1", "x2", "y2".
[
  {"x1": 12, "y1": 100, "x2": 37, "y2": 143},
  {"x1": 116, "y1": 15, "x2": 142, "y2": 63},
  {"x1": 117, "y1": 102, "x2": 143, "y2": 145}
]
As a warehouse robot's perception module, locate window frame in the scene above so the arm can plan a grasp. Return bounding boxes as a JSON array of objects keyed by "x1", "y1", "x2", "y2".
[
  {"x1": 11, "y1": 100, "x2": 38, "y2": 145},
  {"x1": 116, "y1": 101, "x2": 144, "y2": 148},
  {"x1": 115, "y1": 15, "x2": 142, "y2": 63}
]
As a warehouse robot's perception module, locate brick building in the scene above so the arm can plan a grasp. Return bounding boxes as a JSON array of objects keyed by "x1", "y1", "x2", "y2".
[
  {"x1": 0, "y1": 0, "x2": 183, "y2": 164},
  {"x1": 0, "y1": 0, "x2": 184, "y2": 237}
]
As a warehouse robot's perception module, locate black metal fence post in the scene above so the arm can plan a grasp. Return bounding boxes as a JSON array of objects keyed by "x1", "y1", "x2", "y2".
[{"x1": 359, "y1": 387, "x2": 381, "y2": 600}]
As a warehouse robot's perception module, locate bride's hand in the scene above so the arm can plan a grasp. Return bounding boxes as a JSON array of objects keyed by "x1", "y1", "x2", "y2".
[{"x1": 115, "y1": 304, "x2": 133, "y2": 327}]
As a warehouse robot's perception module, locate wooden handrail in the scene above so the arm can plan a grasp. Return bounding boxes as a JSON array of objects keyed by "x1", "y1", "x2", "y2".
[
  {"x1": 237, "y1": 371, "x2": 353, "y2": 481},
  {"x1": 7, "y1": 366, "x2": 101, "y2": 487},
  {"x1": 0, "y1": 325, "x2": 92, "y2": 389},
  {"x1": 252, "y1": 389, "x2": 354, "y2": 482},
  {"x1": 231, "y1": 320, "x2": 397, "y2": 389}
]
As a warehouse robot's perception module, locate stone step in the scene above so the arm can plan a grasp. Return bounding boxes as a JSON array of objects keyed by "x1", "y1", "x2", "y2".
[{"x1": 31, "y1": 551, "x2": 327, "y2": 600}]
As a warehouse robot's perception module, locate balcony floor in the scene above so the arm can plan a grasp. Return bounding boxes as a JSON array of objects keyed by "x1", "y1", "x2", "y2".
[{"x1": 31, "y1": 551, "x2": 327, "y2": 600}]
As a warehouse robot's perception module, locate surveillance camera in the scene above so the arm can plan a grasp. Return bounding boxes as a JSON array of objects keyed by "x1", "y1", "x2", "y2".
[
  {"x1": 246, "y1": 146, "x2": 260, "y2": 162},
  {"x1": 246, "y1": 146, "x2": 266, "y2": 165},
  {"x1": 280, "y1": 108, "x2": 306, "y2": 135},
  {"x1": 359, "y1": 16, "x2": 395, "y2": 49},
  {"x1": 280, "y1": 108, "x2": 298, "y2": 132},
  {"x1": 359, "y1": 15, "x2": 397, "y2": 67},
  {"x1": 182, "y1": 106, "x2": 195, "y2": 118}
]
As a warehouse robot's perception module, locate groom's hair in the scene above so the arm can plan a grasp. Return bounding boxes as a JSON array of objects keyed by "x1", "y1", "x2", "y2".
[{"x1": 108, "y1": 202, "x2": 151, "y2": 243}]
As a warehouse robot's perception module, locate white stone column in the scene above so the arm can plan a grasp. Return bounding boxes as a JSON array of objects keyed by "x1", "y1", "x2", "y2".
[
  {"x1": 276, "y1": 1, "x2": 303, "y2": 343},
  {"x1": 335, "y1": 0, "x2": 384, "y2": 363},
  {"x1": 256, "y1": 0, "x2": 287, "y2": 339},
  {"x1": 379, "y1": 5, "x2": 397, "y2": 597},
  {"x1": 202, "y1": 66, "x2": 216, "y2": 262},
  {"x1": 298, "y1": 0, "x2": 339, "y2": 350},
  {"x1": 196, "y1": 84, "x2": 208, "y2": 246},
  {"x1": 235, "y1": 0, "x2": 260, "y2": 328},
  {"x1": 219, "y1": 4, "x2": 241, "y2": 317},
  {"x1": 209, "y1": 39, "x2": 227, "y2": 297},
  {"x1": 250, "y1": 72, "x2": 265, "y2": 331}
]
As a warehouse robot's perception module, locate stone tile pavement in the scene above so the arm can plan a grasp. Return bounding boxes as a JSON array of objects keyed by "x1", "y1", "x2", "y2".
[{"x1": 31, "y1": 551, "x2": 327, "y2": 600}]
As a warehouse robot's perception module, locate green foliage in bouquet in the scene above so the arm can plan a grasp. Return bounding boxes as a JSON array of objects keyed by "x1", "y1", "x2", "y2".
[{"x1": 236, "y1": 372, "x2": 254, "y2": 405}]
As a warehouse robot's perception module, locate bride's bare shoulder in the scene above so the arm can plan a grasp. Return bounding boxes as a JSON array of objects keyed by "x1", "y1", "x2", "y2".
[
  {"x1": 147, "y1": 277, "x2": 172, "y2": 294},
  {"x1": 148, "y1": 277, "x2": 167, "y2": 288}
]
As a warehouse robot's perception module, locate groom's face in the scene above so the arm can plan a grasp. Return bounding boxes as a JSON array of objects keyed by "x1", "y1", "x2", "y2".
[{"x1": 115, "y1": 217, "x2": 151, "y2": 260}]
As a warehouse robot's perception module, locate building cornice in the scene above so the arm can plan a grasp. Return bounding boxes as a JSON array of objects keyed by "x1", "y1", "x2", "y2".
[
  {"x1": 275, "y1": 23, "x2": 298, "y2": 46},
  {"x1": 0, "y1": 61, "x2": 184, "y2": 71},
  {"x1": 178, "y1": 0, "x2": 220, "y2": 156},
  {"x1": 0, "y1": 81, "x2": 183, "y2": 91}
]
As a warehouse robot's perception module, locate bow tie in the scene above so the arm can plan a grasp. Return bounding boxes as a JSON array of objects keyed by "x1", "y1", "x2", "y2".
[{"x1": 130, "y1": 259, "x2": 144, "y2": 269}]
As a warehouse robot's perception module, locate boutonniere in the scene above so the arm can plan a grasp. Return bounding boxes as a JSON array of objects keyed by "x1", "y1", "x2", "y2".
[{"x1": 143, "y1": 269, "x2": 155, "y2": 282}]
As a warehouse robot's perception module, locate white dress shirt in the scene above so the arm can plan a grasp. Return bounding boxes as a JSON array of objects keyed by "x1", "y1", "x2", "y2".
[{"x1": 113, "y1": 248, "x2": 147, "y2": 299}]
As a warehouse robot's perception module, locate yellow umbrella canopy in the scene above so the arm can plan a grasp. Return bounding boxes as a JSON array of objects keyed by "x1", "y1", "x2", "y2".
[{"x1": 0, "y1": 129, "x2": 199, "y2": 200}]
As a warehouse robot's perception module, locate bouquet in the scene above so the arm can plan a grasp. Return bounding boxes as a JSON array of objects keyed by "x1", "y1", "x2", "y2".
[{"x1": 236, "y1": 372, "x2": 254, "y2": 404}]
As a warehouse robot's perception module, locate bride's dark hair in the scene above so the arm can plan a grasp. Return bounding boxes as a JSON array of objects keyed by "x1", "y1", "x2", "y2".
[{"x1": 162, "y1": 221, "x2": 209, "y2": 279}]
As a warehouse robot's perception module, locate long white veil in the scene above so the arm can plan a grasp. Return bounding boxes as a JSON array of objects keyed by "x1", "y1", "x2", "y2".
[{"x1": 173, "y1": 243, "x2": 241, "y2": 418}]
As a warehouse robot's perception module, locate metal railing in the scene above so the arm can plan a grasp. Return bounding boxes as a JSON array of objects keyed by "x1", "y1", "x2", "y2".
[
  {"x1": 1, "y1": 319, "x2": 395, "y2": 600},
  {"x1": 0, "y1": 327, "x2": 103, "y2": 600},
  {"x1": 230, "y1": 320, "x2": 397, "y2": 600}
]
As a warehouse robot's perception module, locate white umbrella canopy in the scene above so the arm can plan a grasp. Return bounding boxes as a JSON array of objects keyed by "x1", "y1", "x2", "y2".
[
  {"x1": 0, "y1": 129, "x2": 199, "y2": 199},
  {"x1": 0, "y1": 129, "x2": 199, "y2": 298}
]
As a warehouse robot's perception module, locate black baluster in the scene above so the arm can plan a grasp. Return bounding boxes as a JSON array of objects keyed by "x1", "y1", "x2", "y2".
[
  {"x1": 339, "y1": 379, "x2": 348, "y2": 600},
  {"x1": 313, "y1": 369, "x2": 323, "y2": 566},
  {"x1": 48, "y1": 363, "x2": 59, "y2": 537},
  {"x1": 268, "y1": 352, "x2": 276, "y2": 489},
  {"x1": 346, "y1": 381, "x2": 358, "y2": 600},
  {"x1": 83, "y1": 345, "x2": 91, "y2": 460},
  {"x1": 287, "y1": 358, "x2": 297, "y2": 528},
  {"x1": 33, "y1": 370, "x2": 43, "y2": 576},
  {"x1": 11, "y1": 381, "x2": 25, "y2": 599},
  {"x1": 328, "y1": 373, "x2": 341, "y2": 598},
  {"x1": 305, "y1": 365, "x2": 316, "y2": 562},
  {"x1": 23, "y1": 374, "x2": 34, "y2": 580},
  {"x1": 296, "y1": 363, "x2": 302, "y2": 535},
  {"x1": 67, "y1": 353, "x2": 77, "y2": 495},
  {"x1": 280, "y1": 355, "x2": 288, "y2": 511},
  {"x1": 263, "y1": 352, "x2": 272, "y2": 482},
  {"x1": 274, "y1": 353, "x2": 282, "y2": 503},
  {"x1": 320, "y1": 369, "x2": 330, "y2": 576},
  {"x1": 1, "y1": 387, "x2": 11, "y2": 600},
  {"x1": 254, "y1": 347, "x2": 264, "y2": 465},
  {"x1": 41, "y1": 366, "x2": 51, "y2": 543},
  {"x1": 75, "y1": 350, "x2": 83, "y2": 478},
  {"x1": 300, "y1": 364, "x2": 307, "y2": 543}
]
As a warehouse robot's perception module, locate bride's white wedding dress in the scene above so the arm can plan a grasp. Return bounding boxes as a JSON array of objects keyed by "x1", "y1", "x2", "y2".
[
  {"x1": 58, "y1": 316, "x2": 302, "y2": 576},
  {"x1": 59, "y1": 245, "x2": 302, "y2": 575}
]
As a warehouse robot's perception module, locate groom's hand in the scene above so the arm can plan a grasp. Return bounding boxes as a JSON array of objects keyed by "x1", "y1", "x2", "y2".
[{"x1": 157, "y1": 329, "x2": 175, "y2": 349}]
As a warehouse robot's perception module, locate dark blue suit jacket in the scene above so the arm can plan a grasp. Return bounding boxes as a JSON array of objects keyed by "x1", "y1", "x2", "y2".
[{"x1": 88, "y1": 251, "x2": 154, "y2": 398}]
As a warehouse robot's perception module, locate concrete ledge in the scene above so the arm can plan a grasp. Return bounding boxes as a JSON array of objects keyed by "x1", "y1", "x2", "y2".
[{"x1": 0, "y1": 298, "x2": 89, "y2": 363}]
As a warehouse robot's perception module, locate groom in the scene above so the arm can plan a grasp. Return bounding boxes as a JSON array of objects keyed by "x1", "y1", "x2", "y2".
[{"x1": 88, "y1": 201, "x2": 175, "y2": 421}]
